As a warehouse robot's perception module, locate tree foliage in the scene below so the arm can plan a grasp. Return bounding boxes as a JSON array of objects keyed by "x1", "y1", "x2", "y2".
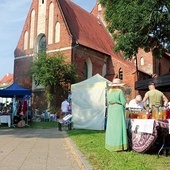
[
  {"x1": 99, "y1": 0, "x2": 170, "y2": 59},
  {"x1": 31, "y1": 52, "x2": 78, "y2": 102}
]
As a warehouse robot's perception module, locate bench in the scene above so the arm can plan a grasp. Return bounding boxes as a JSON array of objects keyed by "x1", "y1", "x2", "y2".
[{"x1": 57, "y1": 114, "x2": 73, "y2": 131}]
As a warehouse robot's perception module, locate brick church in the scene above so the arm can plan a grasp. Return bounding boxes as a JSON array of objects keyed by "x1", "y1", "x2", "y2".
[{"x1": 14, "y1": 0, "x2": 170, "y2": 109}]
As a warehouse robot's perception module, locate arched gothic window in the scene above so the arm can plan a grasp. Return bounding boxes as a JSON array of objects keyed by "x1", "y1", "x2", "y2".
[
  {"x1": 32, "y1": 34, "x2": 46, "y2": 90},
  {"x1": 30, "y1": 9, "x2": 35, "y2": 48},
  {"x1": 83, "y1": 58, "x2": 92, "y2": 79},
  {"x1": 24, "y1": 31, "x2": 28, "y2": 50},
  {"x1": 98, "y1": 4, "x2": 102, "y2": 11},
  {"x1": 83, "y1": 62, "x2": 88, "y2": 80},
  {"x1": 48, "y1": 3, "x2": 54, "y2": 44},
  {"x1": 119, "y1": 68, "x2": 123, "y2": 80},
  {"x1": 55, "y1": 22, "x2": 60, "y2": 43},
  {"x1": 39, "y1": 35, "x2": 46, "y2": 53},
  {"x1": 102, "y1": 64, "x2": 106, "y2": 77},
  {"x1": 140, "y1": 57, "x2": 144, "y2": 66}
]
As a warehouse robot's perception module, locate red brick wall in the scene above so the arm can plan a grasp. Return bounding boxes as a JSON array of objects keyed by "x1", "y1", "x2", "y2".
[
  {"x1": 32, "y1": 91, "x2": 46, "y2": 111},
  {"x1": 72, "y1": 45, "x2": 108, "y2": 81},
  {"x1": 136, "y1": 49, "x2": 153, "y2": 75},
  {"x1": 154, "y1": 54, "x2": 170, "y2": 75},
  {"x1": 103, "y1": 52, "x2": 137, "y2": 102},
  {"x1": 14, "y1": 57, "x2": 33, "y2": 88},
  {"x1": 91, "y1": 3, "x2": 107, "y2": 27}
]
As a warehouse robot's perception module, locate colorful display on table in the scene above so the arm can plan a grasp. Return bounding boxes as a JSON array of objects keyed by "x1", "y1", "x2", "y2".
[{"x1": 126, "y1": 107, "x2": 170, "y2": 119}]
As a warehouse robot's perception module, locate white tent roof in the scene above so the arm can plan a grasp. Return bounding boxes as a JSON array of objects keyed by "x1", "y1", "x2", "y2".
[{"x1": 71, "y1": 74, "x2": 111, "y2": 90}]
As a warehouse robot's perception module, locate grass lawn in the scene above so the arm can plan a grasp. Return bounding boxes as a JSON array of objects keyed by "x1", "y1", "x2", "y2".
[
  {"x1": 67, "y1": 129, "x2": 170, "y2": 170},
  {"x1": 2, "y1": 122, "x2": 170, "y2": 169}
]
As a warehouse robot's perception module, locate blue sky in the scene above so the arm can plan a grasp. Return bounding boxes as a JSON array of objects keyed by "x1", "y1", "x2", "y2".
[{"x1": 0, "y1": 0, "x2": 96, "y2": 80}]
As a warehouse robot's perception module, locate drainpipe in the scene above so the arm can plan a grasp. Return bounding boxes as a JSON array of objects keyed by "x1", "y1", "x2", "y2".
[{"x1": 135, "y1": 54, "x2": 139, "y2": 97}]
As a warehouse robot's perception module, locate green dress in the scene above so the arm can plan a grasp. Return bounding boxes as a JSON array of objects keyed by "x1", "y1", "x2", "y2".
[{"x1": 105, "y1": 88, "x2": 128, "y2": 151}]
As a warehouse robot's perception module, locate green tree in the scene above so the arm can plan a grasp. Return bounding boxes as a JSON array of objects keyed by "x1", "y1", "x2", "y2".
[
  {"x1": 99, "y1": 0, "x2": 170, "y2": 59},
  {"x1": 31, "y1": 52, "x2": 78, "y2": 108}
]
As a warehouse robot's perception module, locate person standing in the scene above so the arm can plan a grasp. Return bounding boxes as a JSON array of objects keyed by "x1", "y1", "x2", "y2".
[
  {"x1": 61, "y1": 99, "x2": 70, "y2": 118},
  {"x1": 142, "y1": 81, "x2": 168, "y2": 108},
  {"x1": 105, "y1": 78, "x2": 128, "y2": 152},
  {"x1": 67, "y1": 90, "x2": 72, "y2": 103}
]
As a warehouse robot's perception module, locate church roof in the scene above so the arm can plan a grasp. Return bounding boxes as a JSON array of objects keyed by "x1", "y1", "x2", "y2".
[
  {"x1": 58, "y1": 0, "x2": 114, "y2": 56},
  {"x1": 58, "y1": 0, "x2": 135, "y2": 70}
]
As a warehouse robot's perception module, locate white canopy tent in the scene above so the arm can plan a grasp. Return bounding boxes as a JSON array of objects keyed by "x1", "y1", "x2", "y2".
[{"x1": 71, "y1": 74, "x2": 111, "y2": 130}]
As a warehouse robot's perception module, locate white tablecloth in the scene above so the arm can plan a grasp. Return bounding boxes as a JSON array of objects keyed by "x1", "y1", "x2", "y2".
[
  {"x1": 131, "y1": 119, "x2": 154, "y2": 134},
  {"x1": 127, "y1": 118, "x2": 155, "y2": 134},
  {"x1": 0, "y1": 115, "x2": 11, "y2": 127}
]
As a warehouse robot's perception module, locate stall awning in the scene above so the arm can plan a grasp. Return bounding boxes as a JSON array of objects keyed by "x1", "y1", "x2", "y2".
[{"x1": 0, "y1": 82, "x2": 31, "y2": 97}]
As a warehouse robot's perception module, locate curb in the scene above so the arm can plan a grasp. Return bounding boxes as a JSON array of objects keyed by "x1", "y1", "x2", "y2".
[{"x1": 63, "y1": 131, "x2": 92, "y2": 170}]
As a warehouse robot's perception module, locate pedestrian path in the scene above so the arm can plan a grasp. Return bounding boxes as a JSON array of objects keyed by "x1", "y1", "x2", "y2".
[{"x1": 0, "y1": 128, "x2": 92, "y2": 170}]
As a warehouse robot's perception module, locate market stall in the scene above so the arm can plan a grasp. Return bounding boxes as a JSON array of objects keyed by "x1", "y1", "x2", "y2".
[
  {"x1": 71, "y1": 74, "x2": 111, "y2": 130},
  {"x1": 0, "y1": 82, "x2": 32, "y2": 127},
  {"x1": 126, "y1": 108, "x2": 170, "y2": 156},
  {"x1": 0, "y1": 82, "x2": 31, "y2": 97}
]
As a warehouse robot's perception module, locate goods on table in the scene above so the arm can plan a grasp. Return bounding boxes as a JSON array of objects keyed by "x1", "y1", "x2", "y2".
[
  {"x1": 126, "y1": 108, "x2": 143, "y2": 119},
  {"x1": 126, "y1": 107, "x2": 169, "y2": 119}
]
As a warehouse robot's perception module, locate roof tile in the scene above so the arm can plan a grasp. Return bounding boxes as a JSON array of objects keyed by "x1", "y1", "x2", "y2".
[
  {"x1": 0, "y1": 74, "x2": 14, "y2": 88},
  {"x1": 58, "y1": 0, "x2": 114, "y2": 55}
]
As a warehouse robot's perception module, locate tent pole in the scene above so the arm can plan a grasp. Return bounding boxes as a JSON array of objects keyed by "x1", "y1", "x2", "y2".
[
  {"x1": 11, "y1": 96, "x2": 17, "y2": 127},
  {"x1": 25, "y1": 109, "x2": 30, "y2": 127}
]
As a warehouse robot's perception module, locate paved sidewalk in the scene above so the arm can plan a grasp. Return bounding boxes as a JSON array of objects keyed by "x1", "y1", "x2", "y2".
[{"x1": 0, "y1": 128, "x2": 92, "y2": 170}]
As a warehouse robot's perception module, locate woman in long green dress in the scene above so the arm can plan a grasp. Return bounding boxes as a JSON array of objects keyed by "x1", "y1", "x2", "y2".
[{"x1": 105, "y1": 78, "x2": 128, "y2": 151}]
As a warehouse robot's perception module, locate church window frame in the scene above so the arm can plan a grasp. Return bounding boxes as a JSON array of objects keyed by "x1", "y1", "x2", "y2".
[
  {"x1": 55, "y1": 22, "x2": 61, "y2": 43},
  {"x1": 119, "y1": 68, "x2": 123, "y2": 80},
  {"x1": 140, "y1": 57, "x2": 144, "y2": 66}
]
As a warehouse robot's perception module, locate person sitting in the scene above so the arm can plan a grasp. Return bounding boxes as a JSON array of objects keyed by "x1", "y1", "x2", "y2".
[
  {"x1": 14, "y1": 111, "x2": 25, "y2": 127},
  {"x1": 17, "y1": 119, "x2": 25, "y2": 128},
  {"x1": 128, "y1": 95, "x2": 143, "y2": 110},
  {"x1": 14, "y1": 112, "x2": 22, "y2": 124}
]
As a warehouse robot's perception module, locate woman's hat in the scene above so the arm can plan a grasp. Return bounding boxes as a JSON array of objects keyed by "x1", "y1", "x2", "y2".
[{"x1": 108, "y1": 78, "x2": 125, "y2": 87}]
